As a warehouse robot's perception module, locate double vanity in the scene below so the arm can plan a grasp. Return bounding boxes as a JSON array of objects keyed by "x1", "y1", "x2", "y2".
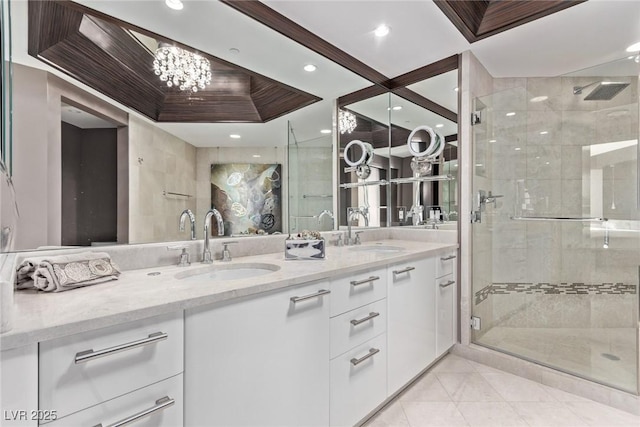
[{"x1": 0, "y1": 231, "x2": 457, "y2": 427}]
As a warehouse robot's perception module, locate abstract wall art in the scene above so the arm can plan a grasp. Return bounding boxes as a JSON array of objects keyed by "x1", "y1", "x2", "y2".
[{"x1": 210, "y1": 163, "x2": 282, "y2": 236}]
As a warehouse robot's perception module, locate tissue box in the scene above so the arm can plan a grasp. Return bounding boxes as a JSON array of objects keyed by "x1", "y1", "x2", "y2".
[{"x1": 284, "y1": 239, "x2": 325, "y2": 260}]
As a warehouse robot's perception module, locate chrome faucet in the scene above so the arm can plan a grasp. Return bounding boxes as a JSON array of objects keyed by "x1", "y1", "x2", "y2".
[
  {"x1": 346, "y1": 207, "x2": 369, "y2": 245},
  {"x1": 203, "y1": 208, "x2": 224, "y2": 263},
  {"x1": 179, "y1": 209, "x2": 196, "y2": 240}
]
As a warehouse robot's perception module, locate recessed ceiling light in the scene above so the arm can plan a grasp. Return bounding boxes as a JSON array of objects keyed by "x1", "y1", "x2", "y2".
[
  {"x1": 303, "y1": 64, "x2": 317, "y2": 72},
  {"x1": 230, "y1": 134, "x2": 241, "y2": 139},
  {"x1": 530, "y1": 96, "x2": 548, "y2": 103},
  {"x1": 320, "y1": 129, "x2": 332, "y2": 134},
  {"x1": 435, "y1": 124, "x2": 444, "y2": 128},
  {"x1": 514, "y1": 147, "x2": 521, "y2": 151},
  {"x1": 392, "y1": 106, "x2": 402, "y2": 111},
  {"x1": 475, "y1": 163, "x2": 483, "y2": 167},
  {"x1": 165, "y1": 0, "x2": 184, "y2": 10},
  {"x1": 374, "y1": 24, "x2": 390, "y2": 37},
  {"x1": 229, "y1": 48, "x2": 240, "y2": 54},
  {"x1": 539, "y1": 131, "x2": 549, "y2": 135},
  {"x1": 252, "y1": 154, "x2": 261, "y2": 158},
  {"x1": 506, "y1": 112, "x2": 516, "y2": 117},
  {"x1": 489, "y1": 139, "x2": 496, "y2": 143},
  {"x1": 453, "y1": 87, "x2": 459, "y2": 92},
  {"x1": 626, "y1": 41, "x2": 640, "y2": 52}
]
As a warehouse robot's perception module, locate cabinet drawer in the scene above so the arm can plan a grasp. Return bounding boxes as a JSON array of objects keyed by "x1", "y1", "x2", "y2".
[
  {"x1": 436, "y1": 274, "x2": 457, "y2": 356},
  {"x1": 330, "y1": 334, "x2": 387, "y2": 427},
  {"x1": 45, "y1": 374, "x2": 183, "y2": 426},
  {"x1": 330, "y1": 299, "x2": 386, "y2": 359},
  {"x1": 330, "y1": 267, "x2": 387, "y2": 317},
  {"x1": 40, "y1": 312, "x2": 183, "y2": 420},
  {"x1": 436, "y1": 251, "x2": 457, "y2": 278}
]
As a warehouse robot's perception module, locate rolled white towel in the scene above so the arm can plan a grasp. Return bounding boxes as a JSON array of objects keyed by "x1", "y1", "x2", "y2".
[{"x1": 16, "y1": 252, "x2": 120, "y2": 292}]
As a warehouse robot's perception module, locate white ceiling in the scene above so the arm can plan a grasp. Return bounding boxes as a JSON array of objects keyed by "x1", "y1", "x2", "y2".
[
  {"x1": 10, "y1": 0, "x2": 640, "y2": 148},
  {"x1": 265, "y1": 0, "x2": 640, "y2": 78}
]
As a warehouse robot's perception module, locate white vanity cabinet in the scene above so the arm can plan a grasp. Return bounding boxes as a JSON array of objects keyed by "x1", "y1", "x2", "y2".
[
  {"x1": 185, "y1": 280, "x2": 331, "y2": 427},
  {"x1": 329, "y1": 269, "x2": 387, "y2": 427},
  {"x1": 0, "y1": 344, "x2": 38, "y2": 426},
  {"x1": 436, "y1": 251, "x2": 457, "y2": 357},
  {"x1": 38, "y1": 311, "x2": 184, "y2": 425},
  {"x1": 387, "y1": 257, "x2": 437, "y2": 396}
]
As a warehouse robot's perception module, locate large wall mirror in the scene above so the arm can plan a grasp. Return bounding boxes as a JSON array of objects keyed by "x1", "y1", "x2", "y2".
[
  {"x1": 2, "y1": 0, "x2": 371, "y2": 252},
  {"x1": 337, "y1": 68, "x2": 459, "y2": 229}
]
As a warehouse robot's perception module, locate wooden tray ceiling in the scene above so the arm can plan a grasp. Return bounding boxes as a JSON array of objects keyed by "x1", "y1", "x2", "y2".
[
  {"x1": 434, "y1": 0, "x2": 586, "y2": 43},
  {"x1": 28, "y1": 0, "x2": 321, "y2": 123}
]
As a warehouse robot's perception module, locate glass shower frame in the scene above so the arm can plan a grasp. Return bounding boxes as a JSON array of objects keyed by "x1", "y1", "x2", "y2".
[{"x1": 470, "y1": 58, "x2": 640, "y2": 394}]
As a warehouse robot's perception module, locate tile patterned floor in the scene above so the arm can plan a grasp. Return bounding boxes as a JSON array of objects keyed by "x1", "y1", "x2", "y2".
[{"x1": 363, "y1": 354, "x2": 640, "y2": 427}]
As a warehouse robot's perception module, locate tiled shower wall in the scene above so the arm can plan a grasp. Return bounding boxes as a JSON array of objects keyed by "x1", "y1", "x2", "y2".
[{"x1": 474, "y1": 75, "x2": 639, "y2": 334}]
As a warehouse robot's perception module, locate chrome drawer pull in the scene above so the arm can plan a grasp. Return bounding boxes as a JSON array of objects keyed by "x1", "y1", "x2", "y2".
[
  {"x1": 441, "y1": 255, "x2": 456, "y2": 261},
  {"x1": 350, "y1": 348, "x2": 380, "y2": 366},
  {"x1": 350, "y1": 276, "x2": 380, "y2": 286},
  {"x1": 290, "y1": 289, "x2": 331, "y2": 303},
  {"x1": 75, "y1": 332, "x2": 168, "y2": 364},
  {"x1": 93, "y1": 396, "x2": 175, "y2": 427},
  {"x1": 350, "y1": 312, "x2": 380, "y2": 326},
  {"x1": 439, "y1": 280, "x2": 455, "y2": 288},
  {"x1": 392, "y1": 266, "x2": 415, "y2": 275}
]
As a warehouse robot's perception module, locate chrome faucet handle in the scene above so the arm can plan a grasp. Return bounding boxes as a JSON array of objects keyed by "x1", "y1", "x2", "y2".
[
  {"x1": 167, "y1": 245, "x2": 190, "y2": 267},
  {"x1": 220, "y1": 241, "x2": 238, "y2": 262},
  {"x1": 354, "y1": 231, "x2": 363, "y2": 245}
]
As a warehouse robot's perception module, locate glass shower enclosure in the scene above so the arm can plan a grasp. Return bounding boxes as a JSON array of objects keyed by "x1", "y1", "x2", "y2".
[{"x1": 471, "y1": 57, "x2": 640, "y2": 393}]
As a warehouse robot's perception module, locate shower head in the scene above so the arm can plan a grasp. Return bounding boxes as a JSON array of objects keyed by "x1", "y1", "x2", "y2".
[{"x1": 573, "y1": 81, "x2": 630, "y2": 101}]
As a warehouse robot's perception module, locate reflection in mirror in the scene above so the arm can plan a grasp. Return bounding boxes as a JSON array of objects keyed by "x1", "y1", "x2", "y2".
[
  {"x1": 3, "y1": 0, "x2": 372, "y2": 252},
  {"x1": 339, "y1": 93, "x2": 391, "y2": 228},
  {"x1": 388, "y1": 93, "x2": 457, "y2": 227},
  {"x1": 287, "y1": 121, "x2": 334, "y2": 234}
]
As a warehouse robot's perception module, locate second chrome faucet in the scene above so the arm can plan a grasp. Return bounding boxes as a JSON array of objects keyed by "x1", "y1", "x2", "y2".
[{"x1": 203, "y1": 208, "x2": 224, "y2": 263}]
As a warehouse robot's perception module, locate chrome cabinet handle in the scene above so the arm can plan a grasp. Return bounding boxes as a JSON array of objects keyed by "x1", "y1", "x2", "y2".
[
  {"x1": 350, "y1": 348, "x2": 380, "y2": 366},
  {"x1": 350, "y1": 312, "x2": 380, "y2": 326},
  {"x1": 441, "y1": 255, "x2": 456, "y2": 261},
  {"x1": 350, "y1": 276, "x2": 380, "y2": 286},
  {"x1": 93, "y1": 396, "x2": 175, "y2": 427},
  {"x1": 392, "y1": 266, "x2": 415, "y2": 275},
  {"x1": 439, "y1": 280, "x2": 455, "y2": 288},
  {"x1": 290, "y1": 289, "x2": 331, "y2": 303},
  {"x1": 75, "y1": 332, "x2": 168, "y2": 364}
]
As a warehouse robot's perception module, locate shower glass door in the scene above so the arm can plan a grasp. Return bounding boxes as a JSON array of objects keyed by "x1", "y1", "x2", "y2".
[{"x1": 471, "y1": 57, "x2": 640, "y2": 394}]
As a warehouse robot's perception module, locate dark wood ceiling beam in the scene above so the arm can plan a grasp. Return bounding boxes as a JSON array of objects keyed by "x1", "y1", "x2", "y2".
[
  {"x1": 386, "y1": 54, "x2": 459, "y2": 88},
  {"x1": 434, "y1": 0, "x2": 586, "y2": 43},
  {"x1": 220, "y1": 0, "x2": 392, "y2": 88},
  {"x1": 477, "y1": 0, "x2": 586, "y2": 37}
]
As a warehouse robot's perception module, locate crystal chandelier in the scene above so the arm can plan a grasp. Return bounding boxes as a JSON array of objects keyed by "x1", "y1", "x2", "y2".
[
  {"x1": 153, "y1": 46, "x2": 212, "y2": 92},
  {"x1": 338, "y1": 109, "x2": 357, "y2": 134}
]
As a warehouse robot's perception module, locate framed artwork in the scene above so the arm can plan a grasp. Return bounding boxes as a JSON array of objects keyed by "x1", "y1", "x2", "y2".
[{"x1": 210, "y1": 163, "x2": 282, "y2": 236}]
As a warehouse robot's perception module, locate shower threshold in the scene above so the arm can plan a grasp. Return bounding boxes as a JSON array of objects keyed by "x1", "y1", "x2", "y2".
[{"x1": 474, "y1": 326, "x2": 637, "y2": 394}]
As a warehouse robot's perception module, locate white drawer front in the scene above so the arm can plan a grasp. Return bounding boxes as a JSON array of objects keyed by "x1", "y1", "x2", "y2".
[
  {"x1": 45, "y1": 374, "x2": 183, "y2": 427},
  {"x1": 330, "y1": 299, "x2": 386, "y2": 359},
  {"x1": 330, "y1": 267, "x2": 387, "y2": 317},
  {"x1": 436, "y1": 273, "x2": 457, "y2": 356},
  {"x1": 39, "y1": 311, "x2": 183, "y2": 420},
  {"x1": 436, "y1": 251, "x2": 456, "y2": 278},
  {"x1": 330, "y1": 334, "x2": 387, "y2": 427}
]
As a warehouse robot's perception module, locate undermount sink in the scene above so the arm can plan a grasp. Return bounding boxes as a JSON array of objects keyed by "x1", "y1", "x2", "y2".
[
  {"x1": 175, "y1": 262, "x2": 280, "y2": 281},
  {"x1": 349, "y1": 244, "x2": 405, "y2": 253}
]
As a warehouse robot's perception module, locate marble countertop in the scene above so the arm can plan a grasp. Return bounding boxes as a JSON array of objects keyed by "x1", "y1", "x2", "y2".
[{"x1": 1, "y1": 239, "x2": 457, "y2": 350}]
